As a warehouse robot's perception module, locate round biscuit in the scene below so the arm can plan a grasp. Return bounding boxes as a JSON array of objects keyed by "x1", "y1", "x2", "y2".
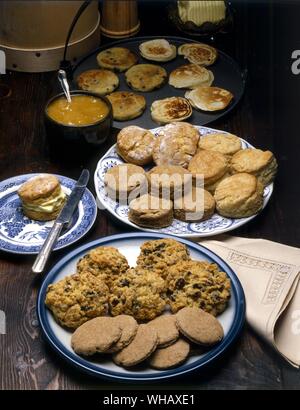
[{"x1": 149, "y1": 339, "x2": 190, "y2": 369}]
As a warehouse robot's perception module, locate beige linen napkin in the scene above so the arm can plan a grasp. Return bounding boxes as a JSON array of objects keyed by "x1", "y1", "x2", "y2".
[{"x1": 199, "y1": 236, "x2": 300, "y2": 368}]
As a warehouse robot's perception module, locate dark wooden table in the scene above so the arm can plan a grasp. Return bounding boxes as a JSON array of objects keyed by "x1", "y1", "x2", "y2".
[{"x1": 0, "y1": 1, "x2": 299, "y2": 390}]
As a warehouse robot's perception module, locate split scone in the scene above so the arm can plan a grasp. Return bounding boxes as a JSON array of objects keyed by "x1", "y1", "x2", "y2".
[
  {"x1": 139, "y1": 39, "x2": 176, "y2": 62},
  {"x1": 77, "y1": 69, "x2": 119, "y2": 95},
  {"x1": 104, "y1": 164, "x2": 147, "y2": 202},
  {"x1": 153, "y1": 122, "x2": 200, "y2": 168},
  {"x1": 117, "y1": 126, "x2": 155, "y2": 166},
  {"x1": 18, "y1": 174, "x2": 66, "y2": 221},
  {"x1": 77, "y1": 246, "x2": 129, "y2": 286},
  {"x1": 125, "y1": 64, "x2": 167, "y2": 92},
  {"x1": 109, "y1": 267, "x2": 166, "y2": 321},
  {"x1": 178, "y1": 43, "x2": 218, "y2": 66},
  {"x1": 151, "y1": 97, "x2": 192, "y2": 124},
  {"x1": 188, "y1": 150, "x2": 229, "y2": 193},
  {"x1": 214, "y1": 173, "x2": 264, "y2": 218},
  {"x1": 107, "y1": 91, "x2": 146, "y2": 121},
  {"x1": 169, "y1": 64, "x2": 214, "y2": 89},
  {"x1": 174, "y1": 187, "x2": 215, "y2": 222},
  {"x1": 230, "y1": 148, "x2": 278, "y2": 186},
  {"x1": 136, "y1": 238, "x2": 191, "y2": 279},
  {"x1": 147, "y1": 165, "x2": 193, "y2": 199},
  {"x1": 185, "y1": 86, "x2": 233, "y2": 111},
  {"x1": 128, "y1": 194, "x2": 173, "y2": 228},
  {"x1": 166, "y1": 260, "x2": 231, "y2": 316},
  {"x1": 45, "y1": 272, "x2": 109, "y2": 329},
  {"x1": 198, "y1": 132, "x2": 242, "y2": 159},
  {"x1": 97, "y1": 47, "x2": 138, "y2": 72}
]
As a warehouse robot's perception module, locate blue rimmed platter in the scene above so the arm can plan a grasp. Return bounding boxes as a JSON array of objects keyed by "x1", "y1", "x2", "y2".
[
  {"x1": 0, "y1": 173, "x2": 97, "y2": 254},
  {"x1": 37, "y1": 232, "x2": 245, "y2": 382},
  {"x1": 94, "y1": 126, "x2": 273, "y2": 238}
]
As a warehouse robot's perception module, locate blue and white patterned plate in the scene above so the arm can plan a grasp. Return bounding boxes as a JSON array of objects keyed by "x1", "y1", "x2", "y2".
[
  {"x1": 0, "y1": 174, "x2": 97, "y2": 254},
  {"x1": 94, "y1": 126, "x2": 273, "y2": 238}
]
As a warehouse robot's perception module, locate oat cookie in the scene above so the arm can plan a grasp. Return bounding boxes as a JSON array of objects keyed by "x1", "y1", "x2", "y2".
[
  {"x1": 149, "y1": 339, "x2": 190, "y2": 369},
  {"x1": 136, "y1": 238, "x2": 191, "y2": 279},
  {"x1": 117, "y1": 126, "x2": 155, "y2": 166},
  {"x1": 45, "y1": 272, "x2": 109, "y2": 329},
  {"x1": 113, "y1": 324, "x2": 158, "y2": 367},
  {"x1": 107, "y1": 315, "x2": 139, "y2": 353},
  {"x1": 147, "y1": 315, "x2": 179, "y2": 347},
  {"x1": 71, "y1": 317, "x2": 122, "y2": 356},
  {"x1": 109, "y1": 267, "x2": 166, "y2": 321},
  {"x1": 153, "y1": 122, "x2": 200, "y2": 168},
  {"x1": 166, "y1": 260, "x2": 231, "y2": 316},
  {"x1": 77, "y1": 246, "x2": 129, "y2": 286},
  {"x1": 176, "y1": 307, "x2": 224, "y2": 346}
]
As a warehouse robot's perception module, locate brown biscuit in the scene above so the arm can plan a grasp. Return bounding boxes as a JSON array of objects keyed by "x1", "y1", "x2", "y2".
[
  {"x1": 113, "y1": 324, "x2": 158, "y2": 367},
  {"x1": 174, "y1": 187, "x2": 215, "y2": 222},
  {"x1": 71, "y1": 317, "x2": 122, "y2": 356},
  {"x1": 176, "y1": 307, "x2": 224, "y2": 346},
  {"x1": 117, "y1": 126, "x2": 155, "y2": 166},
  {"x1": 106, "y1": 315, "x2": 138, "y2": 353},
  {"x1": 149, "y1": 339, "x2": 190, "y2": 369},
  {"x1": 147, "y1": 315, "x2": 179, "y2": 347}
]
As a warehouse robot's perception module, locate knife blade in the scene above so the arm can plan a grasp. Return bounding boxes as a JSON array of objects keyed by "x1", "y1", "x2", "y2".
[{"x1": 32, "y1": 169, "x2": 90, "y2": 274}]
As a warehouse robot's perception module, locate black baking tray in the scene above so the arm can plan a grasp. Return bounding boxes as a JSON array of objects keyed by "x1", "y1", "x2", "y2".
[{"x1": 72, "y1": 36, "x2": 246, "y2": 129}]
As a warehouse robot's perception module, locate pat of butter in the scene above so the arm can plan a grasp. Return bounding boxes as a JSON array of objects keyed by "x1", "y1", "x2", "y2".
[
  {"x1": 24, "y1": 189, "x2": 66, "y2": 214},
  {"x1": 178, "y1": 1, "x2": 226, "y2": 26}
]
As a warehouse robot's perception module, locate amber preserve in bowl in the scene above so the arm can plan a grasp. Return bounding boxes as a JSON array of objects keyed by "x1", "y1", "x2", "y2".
[{"x1": 45, "y1": 91, "x2": 113, "y2": 153}]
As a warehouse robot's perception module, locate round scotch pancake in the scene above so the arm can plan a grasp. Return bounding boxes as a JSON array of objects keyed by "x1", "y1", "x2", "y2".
[
  {"x1": 97, "y1": 47, "x2": 138, "y2": 72},
  {"x1": 151, "y1": 97, "x2": 192, "y2": 124},
  {"x1": 139, "y1": 39, "x2": 177, "y2": 62},
  {"x1": 185, "y1": 86, "x2": 234, "y2": 112},
  {"x1": 125, "y1": 64, "x2": 167, "y2": 92},
  {"x1": 107, "y1": 91, "x2": 146, "y2": 121},
  {"x1": 77, "y1": 69, "x2": 119, "y2": 95},
  {"x1": 169, "y1": 64, "x2": 214, "y2": 89},
  {"x1": 178, "y1": 43, "x2": 218, "y2": 66}
]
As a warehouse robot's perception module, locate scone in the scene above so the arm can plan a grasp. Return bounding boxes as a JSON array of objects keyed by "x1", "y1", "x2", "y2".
[
  {"x1": 128, "y1": 194, "x2": 173, "y2": 228},
  {"x1": 230, "y1": 148, "x2": 278, "y2": 186},
  {"x1": 199, "y1": 132, "x2": 242, "y2": 159},
  {"x1": 178, "y1": 43, "x2": 218, "y2": 66},
  {"x1": 104, "y1": 164, "x2": 147, "y2": 202},
  {"x1": 109, "y1": 267, "x2": 166, "y2": 321},
  {"x1": 97, "y1": 47, "x2": 138, "y2": 72},
  {"x1": 45, "y1": 272, "x2": 109, "y2": 329},
  {"x1": 107, "y1": 91, "x2": 146, "y2": 121},
  {"x1": 153, "y1": 122, "x2": 200, "y2": 168},
  {"x1": 147, "y1": 165, "x2": 192, "y2": 199},
  {"x1": 188, "y1": 150, "x2": 229, "y2": 193},
  {"x1": 166, "y1": 260, "x2": 231, "y2": 316},
  {"x1": 185, "y1": 86, "x2": 233, "y2": 111},
  {"x1": 214, "y1": 173, "x2": 264, "y2": 218},
  {"x1": 77, "y1": 246, "x2": 129, "y2": 286},
  {"x1": 169, "y1": 64, "x2": 214, "y2": 89},
  {"x1": 117, "y1": 126, "x2": 155, "y2": 166},
  {"x1": 18, "y1": 174, "x2": 66, "y2": 221},
  {"x1": 139, "y1": 39, "x2": 176, "y2": 62},
  {"x1": 174, "y1": 187, "x2": 215, "y2": 222},
  {"x1": 151, "y1": 97, "x2": 192, "y2": 125},
  {"x1": 77, "y1": 69, "x2": 119, "y2": 95},
  {"x1": 125, "y1": 64, "x2": 167, "y2": 92},
  {"x1": 136, "y1": 238, "x2": 191, "y2": 279}
]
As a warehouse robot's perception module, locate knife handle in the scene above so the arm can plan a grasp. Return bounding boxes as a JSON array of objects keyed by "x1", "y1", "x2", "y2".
[{"x1": 32, "y1": 222, "x2": 64, "y2": 274}]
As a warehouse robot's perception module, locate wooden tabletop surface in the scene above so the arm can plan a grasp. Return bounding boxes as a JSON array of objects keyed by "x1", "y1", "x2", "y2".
[{"x1": 0, "y1": 1, "x2": 299, "y2": 390}]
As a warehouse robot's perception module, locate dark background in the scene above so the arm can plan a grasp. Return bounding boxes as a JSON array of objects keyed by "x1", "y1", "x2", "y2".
[{"x1": 0, "y1": 0, "x2": 300, "y2": 390}]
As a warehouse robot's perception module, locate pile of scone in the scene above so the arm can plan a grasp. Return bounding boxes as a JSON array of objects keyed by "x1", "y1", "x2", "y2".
[
  {"x1": 45, "y1": 238, "x2": 231, "y2": 368},
  {"x1": 76, "y1": 39, "x2": 233, "y2": 124},
  {"x1": 104, "y1": 122, "x2": 278, "y2": 228}
]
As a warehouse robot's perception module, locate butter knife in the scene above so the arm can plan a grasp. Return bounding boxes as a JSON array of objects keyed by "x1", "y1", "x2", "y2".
[{"x1": 32, "y1": 169, "x2": 90, "y2": 274}]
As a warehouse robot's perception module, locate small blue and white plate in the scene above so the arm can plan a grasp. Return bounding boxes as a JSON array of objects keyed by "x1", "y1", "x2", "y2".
[
  {"x1": 94, "y1": 126, "x2": 274, "y2": 238},
  {"x1": 37, "y1": 232, "x2": 245, "y2": 382},
  {"x1": 0, "y1": 173, "x2": 97, "y2": 254}
]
